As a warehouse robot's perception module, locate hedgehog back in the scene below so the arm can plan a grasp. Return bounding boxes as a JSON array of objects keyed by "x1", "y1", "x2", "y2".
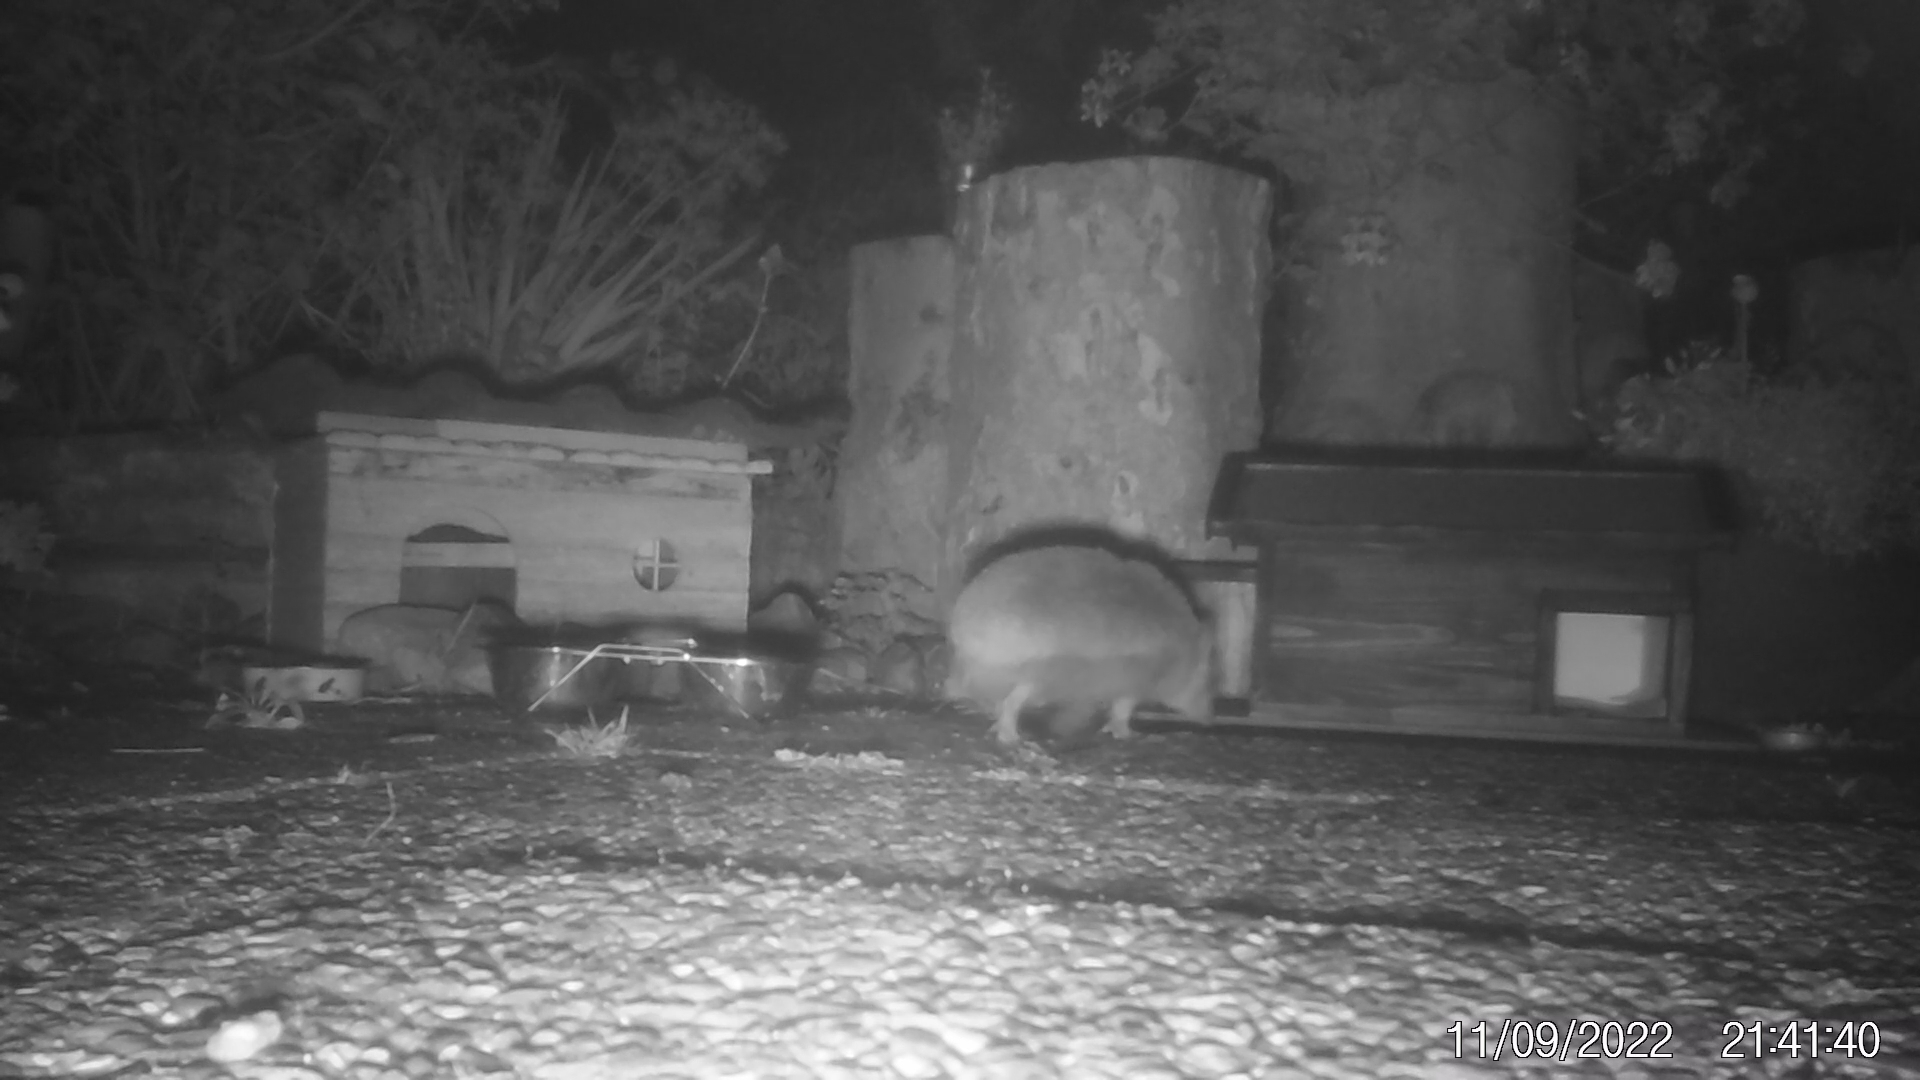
[{"x1": 947, "y1": 545, "x2": 1204, "y2": 680}]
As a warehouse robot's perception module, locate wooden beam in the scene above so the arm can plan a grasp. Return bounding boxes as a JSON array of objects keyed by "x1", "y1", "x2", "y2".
[{"x1": 1148, "y1": 701, "x2": 1758, "y2": 751}]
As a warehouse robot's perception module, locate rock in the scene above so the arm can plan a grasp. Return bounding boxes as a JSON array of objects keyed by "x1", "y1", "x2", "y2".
[
  {"x1": 872, "y1": 639, "x2": 925, "y2": 698},
  {"x1": 205, "y1": 1010, "x2": 283, "y2": 1063},
  {"x1": 814, "y1": 645, "x2": 870, "y2": 692},
  {"x1": 910, "y1": 634, "x2": 952, "y2": 694},
  {"x1": 332, "y1": 600, "x2": 520, "y2": 695}
]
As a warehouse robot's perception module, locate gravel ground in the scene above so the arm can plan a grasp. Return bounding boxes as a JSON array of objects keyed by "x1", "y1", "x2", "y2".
[{"x1": 2, "y1": 700, "x2": 1918, "y2": 1080}]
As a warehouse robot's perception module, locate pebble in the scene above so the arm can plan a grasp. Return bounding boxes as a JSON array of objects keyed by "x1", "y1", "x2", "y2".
[
  {"x1": 444, "y1": 1046, "x2": 516, "y2": 1075},
  {"x1": 3, "y1": 731, "x2": 1912, "y2": 1080},
  {"x1": 888, "y1": 1050, "x2": 947, "y2": 1079},
  {"x1": 1174, "y1": 1037, "x2": 1254, "y2": 1076},
  {"x1": 204, "y1": 1011, "x2": 282, "y2": 1063},
  {"x1": 310, "y1": 1040, "x2": 362, "y2": 1071},
  {"x1": 160, "y1": 991, "x2": 227, "y2": 1029}
]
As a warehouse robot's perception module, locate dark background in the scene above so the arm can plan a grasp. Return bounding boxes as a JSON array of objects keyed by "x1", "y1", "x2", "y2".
[{"x1": 524, "y1": 0, "x2": 1920, "y2": 359}]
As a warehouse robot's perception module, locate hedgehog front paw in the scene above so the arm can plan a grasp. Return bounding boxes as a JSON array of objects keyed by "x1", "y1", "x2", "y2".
[{"x1": 991, "y1": 687, "x2": 1030, "y2": 745}]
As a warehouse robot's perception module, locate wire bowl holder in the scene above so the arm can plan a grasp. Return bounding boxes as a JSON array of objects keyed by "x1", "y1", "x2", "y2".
[{"x1": 525, "y1": 641, "x2": 802, "y2": 719}]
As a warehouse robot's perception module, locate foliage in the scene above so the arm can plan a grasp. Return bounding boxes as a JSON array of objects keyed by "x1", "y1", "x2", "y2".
[
  {"x1": 781, "y1": 93, "x2": 950, "y2": 240},
  {"x1": 1079, "y1": 0, "x2": 1809, "y2": 270},
  {"x1": 1602, "y1": 346, "x2": 1920, "y2": 557},
  {"x1": 0, "y1": 501, "x2": 53, "y2": 576},
  {"x1": 318, "y1": 53, "x2": 785, "y2": 393},
  {"x1": 936, "y1": 68, "x2": 1016, "y2": 192},
  {"x1": 717, "y1": 245, "x2": 795, "y2": 389},
  {"x1": 682, "y1": 275, "x2": 842, "y2": 407},
  {"x1": 550, "y1": 704, "x2": 631, "y2": 758},
  {"x1": 0, "y1": 0, "x2": 541, "y2": 421},
  {"x1": 726, "y1": 100, "x2": 946, "y2": 406},
  {"x1": 207, "y1": 680, "x2": 306, "y2": 730},
  {"x1": 0, "y1": 0, "x2": 785, "y2": 421}
]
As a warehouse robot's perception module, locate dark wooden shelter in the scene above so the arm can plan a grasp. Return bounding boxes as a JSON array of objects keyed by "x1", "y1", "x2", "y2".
[{"x1": 1206, "y1": 451, "x2": 1737, "y2": 745}]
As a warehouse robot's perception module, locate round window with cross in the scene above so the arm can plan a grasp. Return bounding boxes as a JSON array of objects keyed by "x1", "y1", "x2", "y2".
[{"x1": 632, "y1": 539, "x2": 681, "y2": 591}]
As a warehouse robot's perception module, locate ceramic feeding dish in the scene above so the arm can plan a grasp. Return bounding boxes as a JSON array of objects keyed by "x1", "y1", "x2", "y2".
[
  {"x1": 1758, "y1": 726, "x2": 1828, "y2": 754},
  {"x1": 240, "y1": 662, "x2": 367, "y2": 703}
]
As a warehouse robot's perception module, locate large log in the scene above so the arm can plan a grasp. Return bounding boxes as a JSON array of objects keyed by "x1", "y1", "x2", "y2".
[
  {"x1": 835, "y1": 236, "x2": 956, "y2": 610},
  {"x1": 941, "y1": 156, "x2": 1270, "y2": 595},
  {"x1": 1267, "y1": 75, "x2": 1583, "y2": 449}
]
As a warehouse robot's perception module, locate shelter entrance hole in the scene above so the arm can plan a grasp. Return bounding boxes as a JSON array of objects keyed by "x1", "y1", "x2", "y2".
[{"x1": 401, "y1": 523, "x2": 517, "y2": 611}]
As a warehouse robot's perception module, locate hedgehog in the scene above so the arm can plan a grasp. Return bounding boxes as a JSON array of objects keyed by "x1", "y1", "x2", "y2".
[{"x1": 943, "y1": 542, "x2": 1214, "y2": 745}]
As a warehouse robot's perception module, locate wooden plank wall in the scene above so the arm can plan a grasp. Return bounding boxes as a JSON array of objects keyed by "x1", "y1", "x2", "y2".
[
  {"x1": 269, "y1": 440, "x2": 331, "y2": 653},
  {"x1": 329, "y1": 447, "x2": 747, "y2": 500},
  {"x1": 310, "y1": 447, "x2": 753, "y2": 648},
  {"x1": 317, "y1": 412, "x2": 752, "y2": 462},
  {"x1": 1258, "y1": 535, "x2": 1686, "y2": 714}
]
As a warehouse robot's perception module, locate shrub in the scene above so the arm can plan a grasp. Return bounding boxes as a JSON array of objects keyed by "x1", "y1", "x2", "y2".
[
  {"x1": 320, "y1": 54, "x2": 785, "y2": 395},
  {"x1": 1602, "y1": 348, "x2": 1920, "y2": 557},
  {"x1": 0, "y1": 0, "x2": 545, "y2": 421},
  {"x1": 0, "y1": 500, "x2": 53, "y2": 576},
  {"x1": 1, "y1": 0, "x2": 784, "y2": 420}
]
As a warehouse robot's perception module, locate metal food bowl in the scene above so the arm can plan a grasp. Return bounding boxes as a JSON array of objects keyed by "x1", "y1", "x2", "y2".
[
  {"x1": 1759, "y1": 726, "x2": 1828, "y2": 754},
  {"x1": 240, "y1": 661, "x2": 367, "y2": 703},
  {"x1": 687, "y1": 654, "x2": 813, "y2": 719},
  {"x1": 489, "y1": 645, "x2": 622, "y2": 713}
]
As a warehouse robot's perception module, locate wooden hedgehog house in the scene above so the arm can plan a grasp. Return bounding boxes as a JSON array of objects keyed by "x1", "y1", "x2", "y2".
[
  {"x1": 1206, "y1": 450, "x2": 1739, "y2": 746},
  {"x1": 268, "y1": 412, "x2": 772, "y2": 655}
]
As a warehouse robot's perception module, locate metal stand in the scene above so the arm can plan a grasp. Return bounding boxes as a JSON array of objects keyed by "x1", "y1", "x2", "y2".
[{"x1": 527, "y1": 642, "x2": 764, "y2": 717}]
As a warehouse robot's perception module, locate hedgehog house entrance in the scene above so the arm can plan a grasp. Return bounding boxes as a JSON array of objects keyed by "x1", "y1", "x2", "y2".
[{"x1": 400, "y1": 523, "x2": 517, "y2": 611}]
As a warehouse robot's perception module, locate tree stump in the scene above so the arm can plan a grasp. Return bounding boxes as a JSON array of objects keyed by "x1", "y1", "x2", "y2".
[
  {"x1": 835, "y1": 236, "x2": 956, "y2": 611},
  {"x1": 1267, "y1": 76, "x2": 1583, "y2": 449},
  {"x1": 941, "y1": 156, "x2": 1270, "y2": 595}
]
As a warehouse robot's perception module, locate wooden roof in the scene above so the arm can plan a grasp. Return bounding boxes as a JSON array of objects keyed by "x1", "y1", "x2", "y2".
[
  {"x1": 314, "y1": 412, "x2": 772, "y2": 476},
  {"x1": 1207, "y1": 450, "x2": 1737, "y2": 547}
]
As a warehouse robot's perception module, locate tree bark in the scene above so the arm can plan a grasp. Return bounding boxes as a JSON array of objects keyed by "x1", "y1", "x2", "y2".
[
  {"x1": 1267, "y1": 75, "x2": 1583, "y2": 449},
  {"x1": 836, "y1": 236, "x2": 957, "y2": 611},
  {"x1": 941, "y1": 156, "x2": 1270, "y2": 595}
]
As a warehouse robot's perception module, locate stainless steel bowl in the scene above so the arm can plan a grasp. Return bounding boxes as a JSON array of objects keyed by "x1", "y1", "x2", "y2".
[
  {"x1": 489, "y1": 645, "x2": 621, "y2": 713},
  {"x1": 1759, "y1": 726, "x2": 1827, "y2": 754},
  {"x1": 687, "y1": 655, "x2": 813, "y2": 719}
]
